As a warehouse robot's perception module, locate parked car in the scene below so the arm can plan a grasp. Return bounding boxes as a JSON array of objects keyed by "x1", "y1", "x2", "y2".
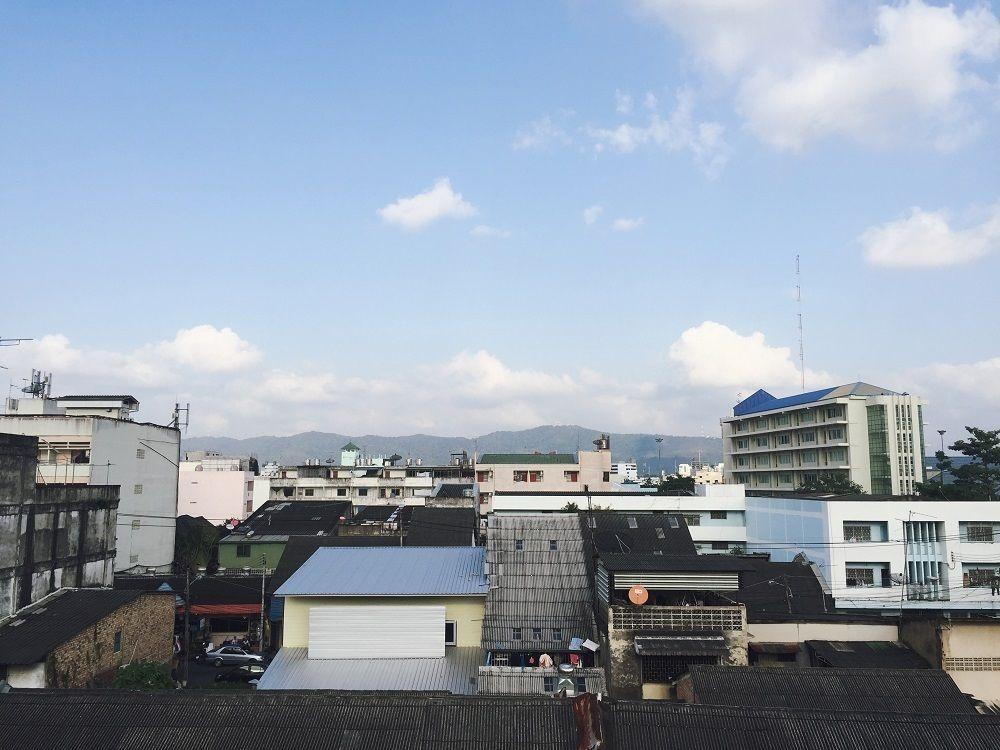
[
  {"x1": 203, "y1": 645, "x2": 264, "y2": 667},
  {"x1": 215, "y1": 664, "x2": 266, "y2": 684}
]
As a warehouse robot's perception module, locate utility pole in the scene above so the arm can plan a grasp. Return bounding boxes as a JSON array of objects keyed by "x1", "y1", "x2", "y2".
[
  {"x1": 937, "y1": 430, "x2": 947, "y2": 485},
  {"x1": 183, "y1": 567, "x2": 191, "y2": 686},
  {"x1": 655, "y1": 437, "x2": 663, "y2": 477},
  {"x1": 259, "y1": 555, "x2": 267, "y2": 654}
]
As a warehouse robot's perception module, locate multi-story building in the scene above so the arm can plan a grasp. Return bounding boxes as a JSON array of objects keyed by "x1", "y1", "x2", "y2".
[
  {"x1": 611, "y1": 461, "x2": 638, "y2": 483},
  {"x1": 1, "y1": 395, "x2": 180, "y2": 573},
  {"x1": 178, "y1": 451, "x2": 256, "y2": 521},
  {"x1": 722, "y1": 382, "x2": 925, "y2": 495},
  {"x1": 475, "y1": 435, "x2": 613, "y2": 511}
]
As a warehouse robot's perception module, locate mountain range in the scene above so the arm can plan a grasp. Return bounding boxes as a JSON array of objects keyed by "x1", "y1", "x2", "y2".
[{"x1": 182, "y1": 425, "x2": 723, "y2": 472}]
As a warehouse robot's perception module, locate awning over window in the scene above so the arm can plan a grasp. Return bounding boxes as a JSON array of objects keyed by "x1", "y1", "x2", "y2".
[
  {"x1": 178, "y1": 603, "x2": 261, "y2": 617},
  {"x1": 634, "y1": 634, "x2": 727, "y2": 656}
]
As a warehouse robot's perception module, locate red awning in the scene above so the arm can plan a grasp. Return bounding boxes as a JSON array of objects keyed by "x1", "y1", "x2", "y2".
[{"x1": 178, "y1": 604, "x2": 261, "y2": 617}]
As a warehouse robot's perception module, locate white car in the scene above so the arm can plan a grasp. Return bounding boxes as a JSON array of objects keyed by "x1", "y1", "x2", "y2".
[{"x1": 203, "y1": 645, "x2": 263, "y2": 667}]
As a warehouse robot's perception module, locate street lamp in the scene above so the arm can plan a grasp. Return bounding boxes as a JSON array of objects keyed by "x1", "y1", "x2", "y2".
[
  {"x1": 655, "y1": 437, "x2": 663, "y2": 477},
  {"x1": 183, "y1": 566, "x2": 207, "y2": 686},
  {"x1": 937, "y1": 430, "x2": 947, "y2": 485}
]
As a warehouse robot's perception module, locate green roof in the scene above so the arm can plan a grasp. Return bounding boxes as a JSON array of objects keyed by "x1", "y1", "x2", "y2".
[
  {"x1": 341, "y1": 442, "x2": 360, "y2": 451},
  {"x1": 478, "y1": 453, "x2": 576, "y2": 464}
]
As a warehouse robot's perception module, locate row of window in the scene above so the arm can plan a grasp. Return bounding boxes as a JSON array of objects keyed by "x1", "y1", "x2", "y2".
[
  {"x1": 512, "y1": 627, "x2": 564, "y2": 641},
  {"x1": 735, "y1": 428, "x2": 845, "y2": 451},
  {"x1": 295, "y1": 487, "x2": 405, "y2": 499},
  {"x1": 735, "y1": 448, "x2": 847, "y2": 469},
  {"x1": 514, "y1": 539, "x2": 559, "y2": 551},
  {"x1": 843, "y1": 522, "x2": 1000, "y2": 544},
  {"x1": 732, "y1": 406, "x2": 845, "y2": 434}
]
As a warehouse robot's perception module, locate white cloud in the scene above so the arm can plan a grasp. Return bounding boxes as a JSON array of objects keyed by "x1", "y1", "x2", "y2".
[
  {"x1": 862, "y1": 203, "x2": 1000, "y2": 268},
  {"x1": 668, "y1": 320, "x2": 829, "y2": 391},
  {"x1": 582, "y1": 205, "x2": 604, "y2": 225},
  {"x1": 643, "y1": 91, "x2": 659, "y2": 110},
  {"x1": 635, "y1": 0, "x2": 1000, "y2": 151},
  {"x1": 512, "y1": 116, "x2": 571, "y2": 150},
  {"x1": 470, "y1": 224, "x2": 511, "y2": 238},
  {"x1": 612, "y1": 217, "x2": 644, "y2": 231},
  {"x1": 377, "y1": 178, "x2": 476, "y2": 231},
  {"x1": 158, "y1": 325, "x2": 261, "y2": 372},
  {"x1": 587, "y1": 89, "x2": 729, "y2": 178},
  {"x1": 615, "y1": 90, "x2": 634, "y2": 114}
]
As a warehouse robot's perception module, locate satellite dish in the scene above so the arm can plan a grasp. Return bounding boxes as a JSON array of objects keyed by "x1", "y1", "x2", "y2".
[{"x1": 628, "y1": 585, "x2": 649, "y2": 606}]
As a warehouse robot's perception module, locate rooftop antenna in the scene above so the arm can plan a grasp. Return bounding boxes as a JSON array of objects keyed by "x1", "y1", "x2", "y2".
[
  {"x1": 171, "y1": 402, "x2": 190, "y2": 433},
  {"x1": 21, "y1": 369, "x2": 52, "y2": 398},
  {"x1": 0, "y1": 336, "x2": 32, "y2": 371},
  {"x1": 795, "y1": 254, "x2": 805, "y2": 392}
]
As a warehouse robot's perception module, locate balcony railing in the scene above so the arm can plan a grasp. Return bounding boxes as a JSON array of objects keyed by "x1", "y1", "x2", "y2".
[
  {"x1": 610, "y1": 605, "x2": 745, "y2": 632},
  {"x1": 36, "y1": 462, "x2": 92, "y2": 484}
]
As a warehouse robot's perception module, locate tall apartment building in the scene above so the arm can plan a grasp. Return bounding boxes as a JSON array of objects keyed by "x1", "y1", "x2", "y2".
[
  {"x1": 1, "y1": 395, "x2": 179, "y2": 573},
  {"x1": 178, "y1": 451, "x2": 256, "y2": 521},
  {"x1": 721, "y1": 382, "x2": 925, "y2": 495},
  {"x1": 474, "y1": 435, "x2": 613, "y2": 511}
]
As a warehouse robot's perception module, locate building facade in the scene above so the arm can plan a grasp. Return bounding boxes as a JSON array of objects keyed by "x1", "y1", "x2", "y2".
[
  {"x1": 178, "y1": 451, "x2": 256, "y2": 521},
  {"x1": 722, "y1": 382, "x2": 925, "y2": 495},
  {"x1": 1, "y1": 396, "x2": 180, "y2": 572}
]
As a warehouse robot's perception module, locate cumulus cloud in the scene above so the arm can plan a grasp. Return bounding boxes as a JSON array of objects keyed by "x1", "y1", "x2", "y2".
[
  {"x1": 862, "y1": 203, "x2": 1000, "y2": 268},
  {"x1": 635, "y1": 0, "x2": 1000, "y2": 151},
  {"x1": 668, "y1": 320, "x2": 829, "y2": 391},
  {"x1": 587, "y1": 89, "x2": 729, "y2": 177},
  {"x1": 582, "y1": 205, "x2": 604, "y2": 225},
  {"x1": 378, "y1": 178, "x2": 476, "y2": 231},
  {"x1": 615, "y1": 90, "x2": 634, "y2": 114},
  {"x1": 158, "y1": 325, "x2": 261, "y2": 372},
  {"x1": 512, "y1": 116, "x2": 571, "y2": 150},
  {"x1": 612, "y1": 217, "x2": 644, "y2": 231},
  {"x1": 470, "y1": 224, "x2": 511, "y2": 238}
]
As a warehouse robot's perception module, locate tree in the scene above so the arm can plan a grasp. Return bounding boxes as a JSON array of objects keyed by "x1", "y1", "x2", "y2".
[
  {"x1": 796, "y1": 474, "x2": 865, "y2": 495},
  {"x1": 112, "y1": 661, "x2": 173, "y2": 690},
  {"x1": 561, "y1": 502, "x2": 580, "y2": 512},
  {"x1": 917, "y1": 427, "x2": 1000, "y2": 500},
  {"x1": 657, "y1": 475, "x2": 695, "y2": 495},
  {"x1": 174, "y1": 516, "x2": 220, "y2": 574}
]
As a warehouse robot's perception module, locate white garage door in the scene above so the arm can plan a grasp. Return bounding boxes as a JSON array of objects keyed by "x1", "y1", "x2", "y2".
[{"x1": 308, "y1": 605, "x2": 445, "y2": 659}]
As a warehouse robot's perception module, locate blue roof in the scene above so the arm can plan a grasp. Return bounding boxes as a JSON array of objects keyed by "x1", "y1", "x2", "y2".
[
  {"x1": 274, "y1": 546, "x2": 489, "y2": 597},
  {"x1": 733, "y1": 382, "x2": 899, "y2": 417}
]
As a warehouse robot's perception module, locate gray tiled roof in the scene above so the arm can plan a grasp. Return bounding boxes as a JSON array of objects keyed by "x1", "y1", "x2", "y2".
[
  {"x1": 257, "y1": 646, "x2": 483, "y2": 693},
  {"x1": 477, "y1": 666, "x2": 606, "y2": 696},
  {"x1": 274, "y1": 546, "x2": 488, "y2": 597}
]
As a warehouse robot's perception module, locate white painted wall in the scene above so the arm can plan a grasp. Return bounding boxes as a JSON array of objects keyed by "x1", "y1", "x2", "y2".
[
  {"x1": 5, "y1": 662, "x2": 46, "y2": 688},
  {"x1": 178, "y1": 463, "x2": 253, "y2": 521}
]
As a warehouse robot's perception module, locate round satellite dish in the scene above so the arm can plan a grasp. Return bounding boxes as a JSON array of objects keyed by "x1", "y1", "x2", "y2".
[{"x1": 628, "y1": 585, "x2": 649, "y2": 605}]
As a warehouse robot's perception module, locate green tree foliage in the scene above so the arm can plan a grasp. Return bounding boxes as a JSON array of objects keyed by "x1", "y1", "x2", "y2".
[
  {"x1": 796, "y1": 474, "x2": 865, "y2": 495},
  {"x1": 561, "y1": 502, "x2": 580, "y2": 512},
  {"x1": 112, "y1": 661, "x2": 173, "y2": 690},
  {"x1": 174, "y1": 516, "x2": 220, "y2": 574},
  {"x1": 917, "y1": 427, "x2": 1000, "y2": 500},
  {"x1": 657, "y1": 475, "x2": 695, "y2": 495}
]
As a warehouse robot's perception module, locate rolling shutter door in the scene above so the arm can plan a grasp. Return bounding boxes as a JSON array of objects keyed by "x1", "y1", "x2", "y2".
[{"x1": 308, "y1": 605, "x2": 445, "y2": 659}]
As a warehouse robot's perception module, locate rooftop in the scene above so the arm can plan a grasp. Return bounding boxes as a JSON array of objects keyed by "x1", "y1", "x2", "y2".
[
  {"x1": 806, "y1": 640, "x2": 930, "y2": 669},
  {"x1": 731, "y1": 557, "x2": 836, "y2": 622},
  {"x1": 257, "y1": 646, "x2": 483, "y2": 693},
  {"x1": 0, "y1": 589, "x2": 145, "y2": 665},
  {"x1": 581, "y1": 511, "x2": 697, "y2": 556},
  {"x1": 732, "y1": 382, "x2": 899, "y2": 417},
  {"x1": 220, "y1": 499, "x2": 350, "y2": 542},
  {"x1": 478, "y1": 453, "x2": 576, "y2": 465},
  {"x1": 683, "y1": 665, "x2": 973, "y2": 714},
  {"x1": 55, "y1": 395, "x2": 139, "y2": 405},
  {"x1": 275, "y1": 546, "x2": 489, "y2": 597},
  {"x1": 598, "y1": 554, "x2": 753, "y2": 573},
  {"x1": 406, "y1": 506, "x2": 476, "y2": 546}
]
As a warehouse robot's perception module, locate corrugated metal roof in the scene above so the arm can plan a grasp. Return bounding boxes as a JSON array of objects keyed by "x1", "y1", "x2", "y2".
[
  {"x1": 477, "y1": 666, "x2": 606, "y2": 696},
  {"x1": 275, "y1": 547, "x2": 489, "y2": 597},
  {"x1": 732, "y1": 382, "x2": 898, "y2": 416},
  {"x1": 256, "y1": 646, "x2": 483, "y2": 693},
  {"x1": 806, "y1": 640, "x2": 930, "y2": 669},
  {"x1": 686, "y1": 665, "x2": 975, "y2": 714}
]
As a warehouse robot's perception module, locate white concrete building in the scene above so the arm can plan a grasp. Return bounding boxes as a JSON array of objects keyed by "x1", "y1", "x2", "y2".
[
  {"x1": 1, "y1": 395, "x2": 179, "y2": 573},
  {"x1": 745, "y1": 494, "x2": 1000, "y2": 612},
  {"x1": 178, "y1": 451, "x2": 255, "y2": 521},
  {"x1": 475, "y1": 435, "x2": 613, "y2": 512},
  {"x1": 489, "y1": 484, "x2": 748, "y2": 553},
  {"x1": 722, "y1": 382, "x2": 926, "y2": 495},
  {"x1": 610, "y1": 461, "x2": 638, "y2": 483}
]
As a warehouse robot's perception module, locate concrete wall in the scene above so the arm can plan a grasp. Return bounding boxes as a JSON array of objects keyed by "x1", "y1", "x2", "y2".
[
  {"x1": 4, "y1": 662, "x2": 46, "y2": 688},
  {"x1": 902, "y1": 618, "x2": 1000, "y2": 702},
  {"x1": 283, "y1": 595, "x2": 485, "y2": 649},
  {"x1": 178, "y1": 467, "x2": 253, "y2": 521},
  {"x1": 47, "y1": 592, "x2": 174, "y2": 688},
  {"x1": 751, "y1": 622, "x2": 899, "y2": 644}
]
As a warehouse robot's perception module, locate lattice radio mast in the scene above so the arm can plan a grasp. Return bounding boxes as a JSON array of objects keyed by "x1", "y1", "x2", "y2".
[{"x1": 796, "y1": 255, "x2": 805, "y2": 392}]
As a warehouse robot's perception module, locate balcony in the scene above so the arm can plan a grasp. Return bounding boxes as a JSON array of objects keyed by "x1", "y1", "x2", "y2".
[
  {"x1": 610, "y1": 605, "x2": 745, "y2": 633},
  {"x1": 36, "y1": 462, "x2": 91, "y2": 484}
]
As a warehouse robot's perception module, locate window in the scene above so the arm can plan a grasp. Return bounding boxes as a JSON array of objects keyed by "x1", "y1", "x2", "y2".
[
  {"x1": 549, "y1": 540, "x2": 558, "y2": 551},
  {"x1": 802, "y1": 450, "x2": 817, "y2": 463},
  {"x1": 131, "y1": 519, "x2": 140, "y2": 530},
  {"x1": 828, "y1": 428, "x2": 844, "y2": 441},
  {"x1": 358, "y1": 488, "x2": 368, "y2": 497},
  {"x1": 711, "y1": 542, "x2": 730, "y2": 550},
  {"x1": 136, "y1": 448, "x2": 146, "y2": 459},
  {"x1": 602, "y1": 471, "x2": 610, "y2": 482},
  {"x1": 515, "y1": 539, "x2": 524, "y2": 551},
  {"x1": 337, "y1": 488, "x2": 347, "y2": 497},
  {"x1": 682, "y1": 514, "x2": 701, "y2": 527},
  {"x1": 800, "y1": 411, "x2": 815, "y2": 423},
  {"x1": 777, "y1": 434, "x2": 791, "y2": 445},
  {"x1": 304, "y1": 488, "x2": 314, "y2": 497},
  {"x1": 236, "y1": 544, "x2": 251, "y2": 558},
  {"x1": 133, "y1": 484, "x2": 143, "y2": 495},
  {"x1": 655, "y1": 528, "x2": 665, "y2": 539},
  {"x1": 758, "y1": 417, "x2": 769, "y2": 430},
  {"x1": 564, "y1": 470, "x2": 579, "y2": 482},
  {"x1": 513, "y1": 471, "x2": 528, "y2": 483},
  {"x1": 843, "y1": 523, "x2": 872, "y2": 542},
  {"x1": 575, "y1": 676, "x2": 587, "y2": 694},
  {"x1": 962, "y1": 522, "x2": 996, "y2": 543},
  {"x1": 756, "y1": 436, "x2": 769, "y2": 448},
  {"x1": 755, "y1": 455, "x2": 770, "y2": 468},
  {"x1": 528, "y1": 471, "x2": 543, "y2": 482},
  {"x1": 113, "y1": 629, "x2": 122, "y2": 653},
  {"x1": 963, "y1": 564, "x2": 1000, "y2": 588},
  {"x1": 710, "y1": 511, "x2": 727, "y2": 520},
  {"x1": 776, "y1": 414, "x2": 791, "y2": 426},
  {"x1": 627, "y1": 516, "x2": 638, "y2": 529},
  {"x1": 552, "y1": 628, "x2": 562, "y2": 642},
  {"x1": 532, "y1": 628, "x2": 542, "y2": 640},
  {"x1": 828, "y1": 448, "x2": 846, "y2": 463},
  {"x1": 736, "y1": 439, "x2": 748, "y2": 450},
  {"x1": 444, "y1": 621, "x2": 457, "y2": 645},
  {"x1": 476, "y1": 471, "x2": 491, "y2": 482},
  {"x1": 826, "y1": 406, "x2": 842, "y2": 419},
  {"x1": 778, "y1": 472, "x2": 793, "y2": 484},
  {"x1": 512, "y1": 628, "x2": 522, "y2": 641},
  {"x1": 129, "y1": 554, "x2": 139, "y2": 564},
  {"x1": 801, "y1": 431, "x2": 816, "y2": 443},
  {"x1": 846, "y1": 567, "x2": 875, "y2": 587},
  {"x1": 544, "y1": 676, "x2": 556, "y2": 692},
  {"x1": 778, "y1": 453, "x2": 792, "y2": 465}
]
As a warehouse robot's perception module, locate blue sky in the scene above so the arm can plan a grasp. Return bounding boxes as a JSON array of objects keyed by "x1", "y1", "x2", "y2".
[{"x1": 2, "y1": 1, "x2": 998, "y2": 440}]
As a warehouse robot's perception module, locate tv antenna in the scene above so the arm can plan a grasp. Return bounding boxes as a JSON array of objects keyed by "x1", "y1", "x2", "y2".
[
  {"x1": 0, "y1": 336, "x2": 32, "y2": 371},
  {"x1": 170, "y1": 402, "x2": 190, "y2": 433},
  {"x1": 22, "y1": 369, "x2": 52, "y2": 398},
  {"x1": 795, "y1": 255, "x2": 805, "y2": 392}
]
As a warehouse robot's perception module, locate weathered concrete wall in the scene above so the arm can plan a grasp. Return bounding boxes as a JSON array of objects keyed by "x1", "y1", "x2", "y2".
[{"x1": 48, "y1": 592, "x2": 174, "y2": 688}]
